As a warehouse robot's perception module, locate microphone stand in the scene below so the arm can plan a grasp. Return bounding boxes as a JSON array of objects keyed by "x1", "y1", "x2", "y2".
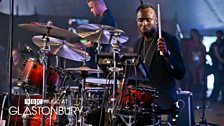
[{"x1": 8, "y1": 0, "x2": 14, "y2": 109}]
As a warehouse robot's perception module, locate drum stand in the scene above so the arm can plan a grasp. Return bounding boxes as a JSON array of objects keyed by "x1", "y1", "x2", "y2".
[
  {"x1": 22, "y1": 89, "x2": 30, "y2": 126},
  {"x1": 39, "y1": 21, "x2": 52, "y2": 126},
  {"x1": 78, "y1": 61, "x2": 89, "y2": 126},
  {"x1": 107, "y1": 32, "x2": 122, "y2": 124},
  {"x1": 118, "y1": 114, "x2": 135, "y2": 126}
]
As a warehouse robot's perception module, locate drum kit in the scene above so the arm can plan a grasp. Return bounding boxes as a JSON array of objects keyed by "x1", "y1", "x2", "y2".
[{"x1": 12, "y1": 21, "x2": 158, "y2": 126}]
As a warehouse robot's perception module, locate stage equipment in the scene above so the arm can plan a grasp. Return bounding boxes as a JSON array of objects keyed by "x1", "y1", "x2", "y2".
[
  {"x1": 19, "y1": 21, "x2": 55, "y2": 126},
  {"x1": 64, "y1": 64, "x2": 103, "y2": 126},
  {"x1": 97, "y1": 52, "x2": 150, "y2": 81},
  {"x1": 32, "y1": 35, "x2": 90, "y2": 61},
  {"x1": 176, "y1": 91, "x2": 194, "y2": 126}
]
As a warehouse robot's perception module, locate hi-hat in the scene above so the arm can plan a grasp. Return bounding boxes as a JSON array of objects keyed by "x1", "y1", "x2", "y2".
[
  {"x1": 64, "y1": 66, "x2": 102, "y2": 74},
  {"x1": 32, "y1": 35, "x2": 90, "y2": 61},
  {"x1": 76, "y1": 24, "x2": 129, "y2": 44},
  {"x1": 19, "y1": 21, "x2": 79, "y2": 39}
]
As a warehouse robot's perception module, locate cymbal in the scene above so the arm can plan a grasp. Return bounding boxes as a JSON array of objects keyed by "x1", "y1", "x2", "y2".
[
  {"x1": 32, "y1": 35, "x2": 90, "y2": 61},
  {"x1": 64, "y1": 66, "x2": 103, "y2": 74},
  {"x1": 76, "y1": 24, "x2": 129, "y2": 44},
  {"x1": 19, "y1": 22, "x2": 79, "y2": 39}
]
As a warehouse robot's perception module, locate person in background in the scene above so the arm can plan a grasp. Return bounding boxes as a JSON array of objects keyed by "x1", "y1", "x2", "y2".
[
  {"x1": 132, "y1": 3, "x2": 185, "y2": 125},
  {"x1": 188, "y1": 29, "x2": 207, "y2": 100},
  {"x1": 210, "y1": 30, "x2": 224, "y2": 103},
  {"x1": 10, "y1": 48, "x2": 24, "y2": 95},
  {"x1": 84, "y1": 0, "x2": 117, "y2": 69},
  {"x1": 208, "y1": 30, "x2": 223, "y2": 102},
  {"x1": 179, "y1": 38, "x2": 192, "y2": 90},
  {"x1": 87, "y1": 0, "x2": 116, "y2": 27},
  {"x1": 84, "y1": 0, "x2": 117, "y2": 125},
  {"x1": 12, "y1": 49, "x2": 23, "y2": 86}
]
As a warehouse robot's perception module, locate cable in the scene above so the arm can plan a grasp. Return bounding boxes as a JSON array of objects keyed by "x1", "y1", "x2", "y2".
[
  {"x1": 1, "y1": 93, "x2": 8, "y2": 120},
  {"x1": 177, "y1": 99, "x2": 185, "y2": 112}
]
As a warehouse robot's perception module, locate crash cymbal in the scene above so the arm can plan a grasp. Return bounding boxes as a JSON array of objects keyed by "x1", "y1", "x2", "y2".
[
  {"x1": 32, "y1": 35, "x2": 90, "y2": 61},
  {"x1": 64, "y1": 66, "x2": 102, "y2": 74},
  {"x1": 76, "y1": 24, "x2": 129, "y2": 44},
  {"x1": 19, "y1": 21, "x2": 79, "y2": 39}
]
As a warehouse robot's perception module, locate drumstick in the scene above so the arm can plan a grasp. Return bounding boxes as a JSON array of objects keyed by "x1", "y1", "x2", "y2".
[{"x1": 157, "y1": 4, "x2": 164, "y2": 56}]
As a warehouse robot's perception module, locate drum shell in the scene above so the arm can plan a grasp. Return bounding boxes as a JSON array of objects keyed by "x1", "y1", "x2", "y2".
[{"x1": 20, "y1": 58, "x2": 60, "y2": 92}]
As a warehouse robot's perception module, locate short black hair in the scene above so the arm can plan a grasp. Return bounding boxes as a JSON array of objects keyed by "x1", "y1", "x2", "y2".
[
  {"x1": 136, "y1": 3, "x2": 156, "y2": 14},
  {"x1": 190, "y1": 28, "x2": 199, "y2": 34},
  {"x1": 216, "y1": 30, "x2": 223, "y2": 34},
  {"x1": 87, "y1": 0, "x2": 104, "y2": 3}
]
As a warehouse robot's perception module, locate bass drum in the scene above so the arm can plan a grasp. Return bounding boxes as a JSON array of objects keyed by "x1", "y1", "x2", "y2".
[{"x1": 19, "y1": 58, "x2": 60, "y2": 93}]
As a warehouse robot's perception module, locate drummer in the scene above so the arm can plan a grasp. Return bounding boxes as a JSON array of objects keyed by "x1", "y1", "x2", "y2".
[
  {"x1": 87, "y1": 0, "x2": 116, "y2": 29},
  {"x1": 84, "y1": 0, "x2": 117, "y2": 67}
]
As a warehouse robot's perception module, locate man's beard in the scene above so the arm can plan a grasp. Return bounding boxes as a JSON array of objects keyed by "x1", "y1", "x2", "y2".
[{"x1": 143, "y1": 28, "x2": 156, "y2": 37}]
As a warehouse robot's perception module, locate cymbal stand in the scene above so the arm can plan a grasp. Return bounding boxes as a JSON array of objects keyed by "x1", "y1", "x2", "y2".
[
  {"x1": 108, "y1": 32, "x2": 121, "y2": 121},
  {"x1": 40, "y1": 21, "x2": 52, "y2": 126},
  {"x1": 96, "y1": 26, "x2": 103, "y2": 78},
  {"x1": 79, "y1": 69, "x2": 88, "y2": 126}
]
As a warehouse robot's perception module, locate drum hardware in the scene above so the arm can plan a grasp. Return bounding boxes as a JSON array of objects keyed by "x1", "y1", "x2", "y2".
[
  {"x1": 76, "y1": 23, "x2": 129, "y2": 78},
  {"x1": 105, "y1": 32, "x2": 122, "y2": 123},
  {"x1": 28, "y1": 21, "x2": 53, "y2": 126},
  {"x1": 22, "y1": 89, "x2": 30, "y2": 126},
  {"x1": 118, "y1": 114, "x2": 135, "y2": 126},
  {"x1": 64, "y1": 61, "x2": 102, "y2": 126},
  {"x1": 50, "y1": 86, "x2": 70, "y2": 126}
]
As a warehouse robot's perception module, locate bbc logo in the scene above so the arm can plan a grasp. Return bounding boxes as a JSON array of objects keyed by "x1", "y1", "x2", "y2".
[{"x1": 24, "y1": 99, "x2": 43, "y2": 105}]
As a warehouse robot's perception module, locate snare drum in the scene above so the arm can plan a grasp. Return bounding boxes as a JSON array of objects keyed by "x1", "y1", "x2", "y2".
[{"x1": 19, "y1": 58, "x2": 60, "y2": 93}]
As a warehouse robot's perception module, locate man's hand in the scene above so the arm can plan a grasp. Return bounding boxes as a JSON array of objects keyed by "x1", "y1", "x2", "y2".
[
  {"x1": 83, "y1": 41, "x2": 94, "y2": 47},
  {"x1": 157, "y1": 38, "x2": 168, "y2": 56}
]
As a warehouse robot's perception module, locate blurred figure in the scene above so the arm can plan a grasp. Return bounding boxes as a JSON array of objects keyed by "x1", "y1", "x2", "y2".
[
  {"x1": 211, "y1": 31, "x2": 224, "y2": 103},
  {"x1": 87, "y1": 0, "x2": 116, "y2": 27},
  {"x1": 179, "y1": 38, "x2": 192, "y2": 90},
  {"x1": 85, "y1": 0, "x2": 116, "y2": 48},
  {"x1": 208, "y1": 30, "x2": 224, "y2": 102},
  {"x1": 188, "y1": 29, "x2": 206, "y2": 99},
  {"x1": 85, "y1": 0, "x2": 117, "y2": 70},
  {"x1": 11, "y1": 49, "x2": 23, "y2": 86}
]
